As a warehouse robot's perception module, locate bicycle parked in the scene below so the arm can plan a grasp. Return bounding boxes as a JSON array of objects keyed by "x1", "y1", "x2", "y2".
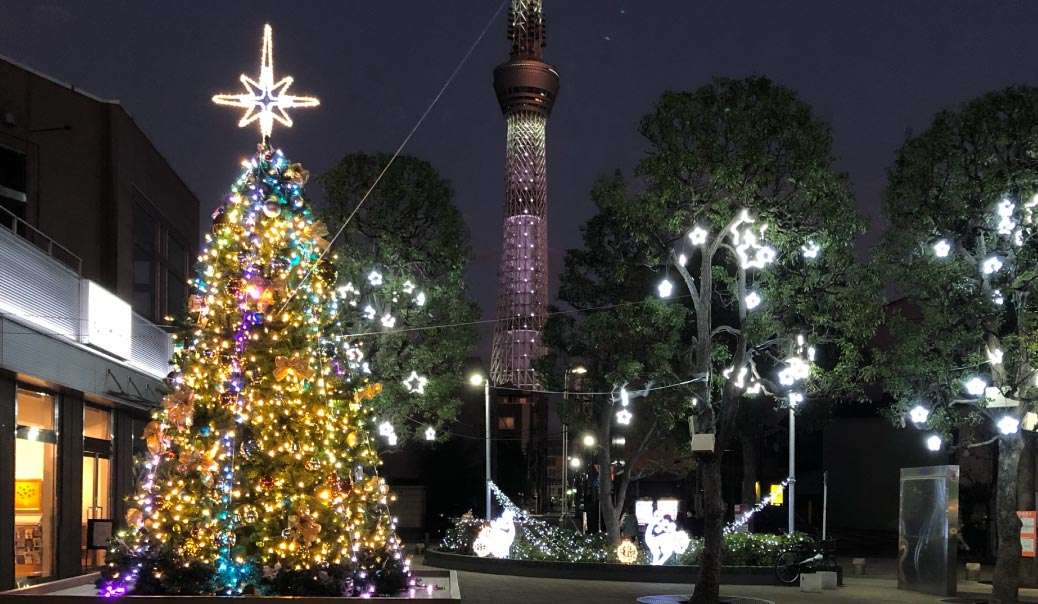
[{"x1": 774, "y1": 538, "x2": 839, "y2": 585}]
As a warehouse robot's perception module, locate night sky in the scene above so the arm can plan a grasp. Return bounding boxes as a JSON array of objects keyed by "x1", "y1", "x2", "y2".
[{"x1": 3, "y1": 1, "x2": 1038, "y2": 350}]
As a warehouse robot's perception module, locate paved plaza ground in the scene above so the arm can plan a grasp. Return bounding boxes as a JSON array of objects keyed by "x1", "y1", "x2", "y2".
[{"x1": 419, "y1": 558, "x2": 1038, "y2": 603}]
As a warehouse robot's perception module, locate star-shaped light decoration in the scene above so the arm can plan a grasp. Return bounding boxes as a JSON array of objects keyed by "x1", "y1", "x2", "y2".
[
  {"x1": 212, "y1": 24, "x2": 319, "y2": 141},
  {"x1": 402, "y1": 371, "x2": 429, "y2": 395}
]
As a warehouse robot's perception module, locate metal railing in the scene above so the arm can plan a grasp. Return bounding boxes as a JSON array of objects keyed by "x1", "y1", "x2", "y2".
[{"x1": 0, "y1": 203, "x2": 83, "y2": 274}]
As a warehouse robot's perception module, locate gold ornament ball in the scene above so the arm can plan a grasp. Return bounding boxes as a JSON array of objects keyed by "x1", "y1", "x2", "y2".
[{"x1": 616, "y1": 539, "x2": 639, "y2": 564}]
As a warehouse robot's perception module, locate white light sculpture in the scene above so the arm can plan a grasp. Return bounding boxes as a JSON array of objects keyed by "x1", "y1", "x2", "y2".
[
  {"x1": 926, "y1": 435, "x2": 942, "y2": 452},
  {"x1": 212, "y1": 24, "x2": 320, "y2": 139},
  {"x1": 472, "y1": 510, "x2": 517, "y2": 558},
  {"x1": 643, "y1": 510, "x2": 691, "y2": 566},
  {"x1": 616, "y1": 408, "x2": 633, "y2": 425},
  {"x1": 932, "y1": 239, "x2": 951, "y2": 258}
]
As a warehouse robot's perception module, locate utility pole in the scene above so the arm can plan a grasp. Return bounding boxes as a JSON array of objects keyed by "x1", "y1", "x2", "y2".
[{"x1": 788, "y1": 406, "x2": 796, "y2": 534}]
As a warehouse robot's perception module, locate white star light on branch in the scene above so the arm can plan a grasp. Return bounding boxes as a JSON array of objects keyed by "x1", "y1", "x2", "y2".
[
  {"x1": 964, "y1": 377, "x2": 987, "y2": 396},
  {"x1": 403, "y1": 371, "x2": 429, "y2": 394},
  {"x1": 212, "y1": 24, "x2": 319, "y2": 140},
  {"x1": 909, "y1": 405, "x2": 930, "y2": 425},
  {"x1": 688, "y1": 227, "x2": 709, "y2": 246},
  {"x1": 982, "y1": 256, "x2": 1003, "y2": 275},
  {"x1": 932, "y1": 239, "x2": 951, "y2": 258},
  {"x1": 801, "y1": 240, "x2": 821, "y2": 259},
  {"x1": 998, "y1": 415, "x2": 1020, "y2": 435}
]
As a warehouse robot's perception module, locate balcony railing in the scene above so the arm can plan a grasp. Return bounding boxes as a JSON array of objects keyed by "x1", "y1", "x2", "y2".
[
  {"x1": 0, "y1": 216, "x2": 171, "y2": 381},
  {"x1": 0, "y1": 203, "x2": 83, "y2": 274}
]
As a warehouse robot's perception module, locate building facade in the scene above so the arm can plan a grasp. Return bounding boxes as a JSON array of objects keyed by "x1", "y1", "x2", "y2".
[{"x1": 0, "y1": 55, "x2": 198, "y2": 588}]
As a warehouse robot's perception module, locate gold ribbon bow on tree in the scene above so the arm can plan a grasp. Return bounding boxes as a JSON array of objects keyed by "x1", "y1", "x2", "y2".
[
  {"x1": 141, "y1": 420, "x2": 168, "y2": 455},
  {"x1": 274, "y1": 356, "x2": 315, "y2": 382},
  {"x1": 162, "y1": 389, "x2": 195, "y2": 430},
  {"x1": 311, "y1": 221, "x2": 331, "y2": 252}
]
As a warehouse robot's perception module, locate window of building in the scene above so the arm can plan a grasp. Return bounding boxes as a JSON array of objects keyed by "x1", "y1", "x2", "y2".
[
  {"x1": 0, "y1": 145, "x2": 27, "y2": 228},
  {"x1": 82, "y1": 406, "x2": 112, "y2": 570},
  {"x1": 14, "y1": 388, "x2": 57, "y2": 585},
  {"x1": 133, "y1": 195, "x2": 191, "y2": 321},
  {"x1": 133, "y1": 205, "x2": 157, "y2": 319},
  {"x1": 498, "y1": 416, "x2": 516, "y2": 430},
  {"x1": 164, "y1": 233, "x2": 188, "y2": 319}
]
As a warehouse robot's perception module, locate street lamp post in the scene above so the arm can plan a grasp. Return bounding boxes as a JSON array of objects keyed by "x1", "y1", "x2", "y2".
[
  {"x1": 469, "y1": 373, "x2": 492, "y2": 520},
  {"x1": 561, "y1": 366, "x2": 586, "y2": 519},
  {"x1": 788, "y1": 406, "x2": 796, "y2": 534}
]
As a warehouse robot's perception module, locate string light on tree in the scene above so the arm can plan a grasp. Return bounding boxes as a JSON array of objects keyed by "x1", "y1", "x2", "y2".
[
  {"x1": 932, "y1": 239, "x2": 951, "y2": 258},
  {"x1": 99, "y1": 24, "x2": 413, "y2": 597},
  {"x1": 926, "y1": 434, "x2": 943, "y2": 452}
]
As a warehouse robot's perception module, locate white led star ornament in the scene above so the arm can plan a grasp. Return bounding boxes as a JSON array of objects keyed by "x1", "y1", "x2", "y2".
[{"x1": 212, "y1": 24, "x2": 319, "y2": 141}]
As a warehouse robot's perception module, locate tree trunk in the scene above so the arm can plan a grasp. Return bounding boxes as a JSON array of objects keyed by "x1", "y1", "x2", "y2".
[
  {"x1": 597, "y1": 415, "x2": 622, "y2": 546},
  {"x1": 1016, "y1": 434, "x2": 1036, "y2": 587},
  {"x1": 992, "y1": 433, "x2": 1024, "y2": 604},
  {"x1": 691, "y1": 452, "x2": 724, "y2": 604}
]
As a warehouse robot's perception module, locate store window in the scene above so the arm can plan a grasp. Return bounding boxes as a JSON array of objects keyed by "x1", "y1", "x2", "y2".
[
  {"x1": 82, "y1": 406, "x2": 112, "y2": 569},
  {"x1": 14, "y1": 388, "x2": 57, "y2": 585}
]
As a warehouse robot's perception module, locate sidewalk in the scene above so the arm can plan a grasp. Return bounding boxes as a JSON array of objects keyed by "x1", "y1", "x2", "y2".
[{"x1": 421, "y1": 557, "x2": 1038, "y2": 604}]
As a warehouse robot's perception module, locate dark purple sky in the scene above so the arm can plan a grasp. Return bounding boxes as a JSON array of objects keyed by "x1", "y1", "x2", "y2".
[{"x1": 3, "y1": 1, "x2": 1038, "y2": 344}]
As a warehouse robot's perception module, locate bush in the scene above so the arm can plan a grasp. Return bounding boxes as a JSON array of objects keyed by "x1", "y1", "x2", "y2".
[{"x1": 677, "y1": 532, "x2": 815, "y2": 566}]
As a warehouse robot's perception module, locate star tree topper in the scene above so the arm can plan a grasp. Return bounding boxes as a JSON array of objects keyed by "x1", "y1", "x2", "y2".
[{"x1": 213, "y1": 24, "x2": 319, "y2": 141}]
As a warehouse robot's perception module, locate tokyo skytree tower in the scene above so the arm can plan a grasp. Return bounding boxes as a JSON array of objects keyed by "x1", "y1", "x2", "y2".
[{"x1": 490, "y1": 0, "x2": 560, "y2": 388}]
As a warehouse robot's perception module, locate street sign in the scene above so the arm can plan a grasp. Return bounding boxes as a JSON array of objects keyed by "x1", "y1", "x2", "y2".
[{"x1": 1019, "y1": 511, "x2": 1036, "y2": 558}]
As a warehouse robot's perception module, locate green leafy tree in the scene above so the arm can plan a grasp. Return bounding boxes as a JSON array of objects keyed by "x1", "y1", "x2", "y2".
[
  {"x1": 539, "y1": 175, "x2": 691, "y2": 546},
  {"x1": 876, "y1": 86, "x2": 1038, "y2": 604},
  {"x1": 318, "y1": 153, "x2": 479, "y2": 442},
  {"x1": 585, "y1": 78, "x2": 872, "y2": 603}
]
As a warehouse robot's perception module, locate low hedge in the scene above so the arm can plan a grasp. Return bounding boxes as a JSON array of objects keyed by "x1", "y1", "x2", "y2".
[{"x1": 440, "y1": 513, "x2": 814, "y2": 566}]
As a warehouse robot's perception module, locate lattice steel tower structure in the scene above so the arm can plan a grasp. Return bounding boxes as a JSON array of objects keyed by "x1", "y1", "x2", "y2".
[{"x1": 490, "y1": 0, "x2": 560, "y2": 388}]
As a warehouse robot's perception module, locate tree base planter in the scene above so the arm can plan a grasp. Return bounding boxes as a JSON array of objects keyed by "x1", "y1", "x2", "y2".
[
  {"x1": 425, "y1": 549, "x2": 830, "y2": 586},
  {"x1": 0, "y1": 571, "x2": 461, "y2": 603}
]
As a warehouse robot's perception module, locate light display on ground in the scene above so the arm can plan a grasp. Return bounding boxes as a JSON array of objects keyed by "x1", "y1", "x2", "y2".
[
  {"x1": 643, "y1": 510, "x2": 691, "y2": 566},
  {"x1": 472, "y1": 510, "x2": 517, "y2": 559}
]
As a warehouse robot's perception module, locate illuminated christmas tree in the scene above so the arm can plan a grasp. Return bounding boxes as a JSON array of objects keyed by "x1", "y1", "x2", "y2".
[{"x1": 99, "y1": 25, "x2": 414, "y2": 597}]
